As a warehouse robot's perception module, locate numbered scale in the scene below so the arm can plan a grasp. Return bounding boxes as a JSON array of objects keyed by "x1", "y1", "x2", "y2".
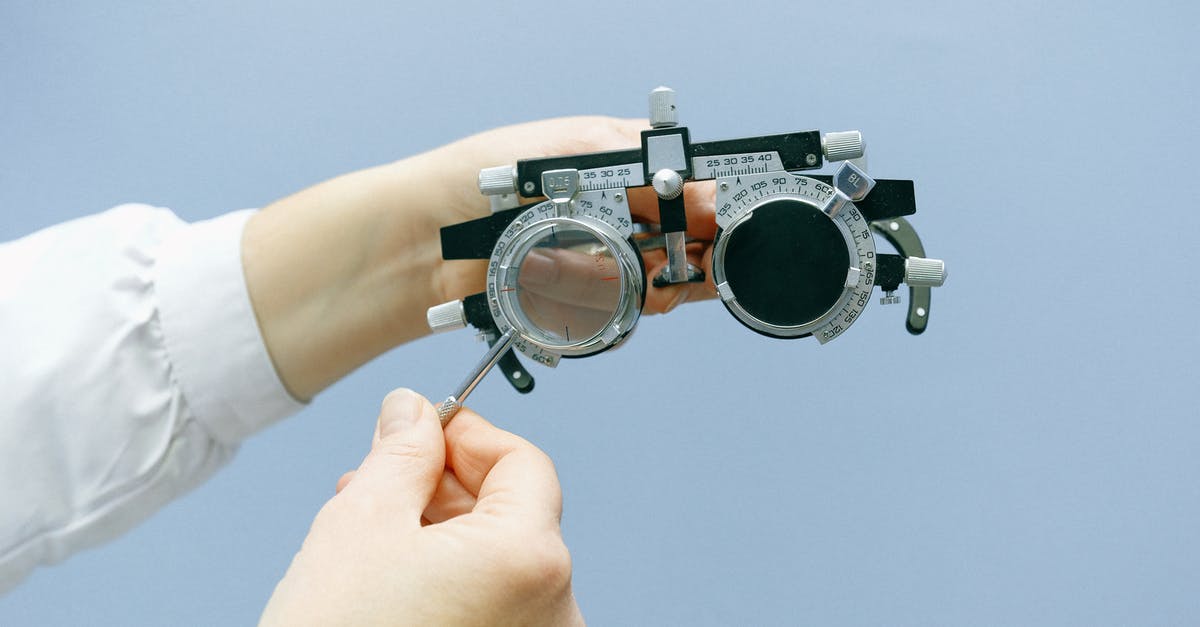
[{"x1": 427, "y1": 87, "x2": 946, "y2": 423}]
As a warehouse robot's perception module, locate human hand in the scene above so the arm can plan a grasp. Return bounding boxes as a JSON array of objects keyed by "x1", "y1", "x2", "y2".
[{"x1": 259, "y1": 389, "x2": 583, "y2": 627}]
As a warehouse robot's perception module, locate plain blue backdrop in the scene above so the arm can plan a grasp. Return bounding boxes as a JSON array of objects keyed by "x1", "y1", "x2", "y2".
[{"x1": 2, "y1": 1, "x2": 1198, "y2": 624}]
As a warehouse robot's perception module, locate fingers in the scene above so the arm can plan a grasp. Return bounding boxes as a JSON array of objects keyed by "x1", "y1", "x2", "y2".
[
  {"x1": 337, "y1": 468, "x2": 476, "y2": 522},
  {"x1": 627, "y1": 180, "x2": 718, "y2": 241},
  {"x1": 336, "y1": 455, "x2": 478, "y2": 523},
  {"x1": 626, "y1": 178, "x2": 719, "y2": 315},
  {"x1": 516, "y1": 292, "x2": 619, "y2": 343},
  {"x1": 518, "y1": 248, "x2": 624, "y2": 311},
  {"x1": 447, "y1": 116, "x2": 647, "y2": 180},
  {"x1": 442, "y1": 408, "x2": 563, "y2": 525},
  {"x1": 335, "y1": 470, "x2": 356, "y2": 494},
  {"x1": 518, "y1": 241, "x2": 717, "y2": 317},
  {"x1": 547, "y1": 116, "x2": 646, "y2": 156},
  {"x1": 458, "y1": 116, "x2": 716, "y2": 241},
  {"x1": 644, "y1": 279, "x2": 716, "y2": 315},
  {"x1": 339, "y1": 389, "x2": 446, "y2": 528},
  {"x1": 422, "y1": 471, "x2": 478, "y2": 524},
  {"x1": 641, "y1": 242, "x2": 717, "y2": 315}
]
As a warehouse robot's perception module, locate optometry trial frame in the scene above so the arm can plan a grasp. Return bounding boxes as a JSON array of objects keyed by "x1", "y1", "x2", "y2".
[{"x1": 427, "y1": 87, "x2": 946, "y2": 423}]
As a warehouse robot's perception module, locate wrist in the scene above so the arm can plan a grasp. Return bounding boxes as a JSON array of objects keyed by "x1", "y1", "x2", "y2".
[
  {"x1": 243, "y1": 150, "x2": 485, "y2": 399},
  {"x1": 383, "y1": 145, "x2": 492, "y2": 305}
]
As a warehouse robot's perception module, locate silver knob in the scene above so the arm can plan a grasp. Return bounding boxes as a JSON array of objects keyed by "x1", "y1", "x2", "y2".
[
  {"x1": 649, "y1": 86, "x2": 677, "y2": 128},
  {"x1": 822, "y1": 131, "x2": 865, "y2": 162},
  {"x1": 651, "y1": 168, "x2": 684, "y2": 200},
  {"x1": 426, "y1": 300, "x2": 467, "y2": 333},
  {"x1": 904, "y1": 257, "x2": 947, "y2": 288},
  {"x1": 478, "y1": 165, "x2": 517, "y2": 196}
]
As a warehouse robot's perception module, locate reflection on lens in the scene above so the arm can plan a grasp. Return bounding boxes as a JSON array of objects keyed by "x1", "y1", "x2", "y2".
[{"x1": 515, "y1": 226, "x2": 621, "y2": 344}]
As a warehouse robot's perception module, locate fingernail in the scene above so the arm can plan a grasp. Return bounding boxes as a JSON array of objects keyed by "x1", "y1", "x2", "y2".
[{"x1": 379, "y1": 388, "x2": 424, "y2": 439}]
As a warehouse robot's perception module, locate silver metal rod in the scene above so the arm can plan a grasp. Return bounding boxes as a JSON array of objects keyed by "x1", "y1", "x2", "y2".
[
  {"x1": 633, "y1": 231, "x2": 700, "y2": 252},
  {"x1": 437, "y1": 328, "x2": 517, "y2": 426},
  {"x1": 664, "y1": 230, "x2": 689, "y2": 283}
]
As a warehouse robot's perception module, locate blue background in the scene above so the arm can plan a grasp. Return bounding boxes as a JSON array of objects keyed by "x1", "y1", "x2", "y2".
[{"x1": 3, "y1": 1, "x2": 1199, "y2": 624}]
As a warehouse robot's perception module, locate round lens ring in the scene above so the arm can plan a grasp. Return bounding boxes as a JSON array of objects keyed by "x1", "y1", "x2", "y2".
[
  {"x1": 512, "y1": 224, "x2": 623, "y2": 345},
  {"x1": 489, "y1": 212, "x2": 645, "y2": 361},
  {"x1": 722, "y1": 198, "x2": 850, "y2": 328}
]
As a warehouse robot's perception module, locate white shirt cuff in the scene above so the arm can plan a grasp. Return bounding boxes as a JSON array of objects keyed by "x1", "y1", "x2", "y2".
[{"x1": 154, "y1": 209, "x2": 305, "y2": 445}]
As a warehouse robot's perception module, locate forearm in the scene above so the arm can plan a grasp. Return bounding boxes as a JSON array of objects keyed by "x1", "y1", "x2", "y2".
[{"x1": 242, "y1": 149, "x2": 487, "y2": 401}]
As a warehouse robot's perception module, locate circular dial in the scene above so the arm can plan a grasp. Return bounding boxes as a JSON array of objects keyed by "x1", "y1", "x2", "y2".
[
  {"x1": 722, "y1": 198, "x2": 850, "y2": 326},
  {"x1": 712, "y1": 173, "x2": 876, "y2": 342},
  {"x1": 487, "y1": 191, "x2": 644, "y2": 365}
]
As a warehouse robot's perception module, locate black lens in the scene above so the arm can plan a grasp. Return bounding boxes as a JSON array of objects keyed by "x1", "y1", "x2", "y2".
[{"x1": 722, "y1": 199, "x2": 849, "y2": 328}]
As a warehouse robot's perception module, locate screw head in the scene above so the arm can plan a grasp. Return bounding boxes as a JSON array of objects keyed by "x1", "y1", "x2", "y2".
[
  {"x1": 651, "y1": 169, "x2": 684, "y2": 200},
  {"x1": 523, "y1": 181, "x2": 536, "y2": 193},
  {"x1": 719, "y1": 182, "x2": 729, "y2": 191},
  {"x1": 805, "y1": 153, "x2": 818, "y2": 166},
  {"x1": 614, "y1": 192, "x2": 623, "y2": 202}
]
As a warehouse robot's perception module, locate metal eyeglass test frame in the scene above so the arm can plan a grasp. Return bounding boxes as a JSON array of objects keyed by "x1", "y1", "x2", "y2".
[{"x1": 427, "y1": 87, "x2": 946, "y2": 424}]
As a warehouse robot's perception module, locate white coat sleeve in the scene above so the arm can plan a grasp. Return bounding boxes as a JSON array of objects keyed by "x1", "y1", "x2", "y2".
[{"x1": 0, "y1": 204, "x2": 305, "y2": 593}]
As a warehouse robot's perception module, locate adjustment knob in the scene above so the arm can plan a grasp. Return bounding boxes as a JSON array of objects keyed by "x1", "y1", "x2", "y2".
[
  {"x1": 904, "y1": 257, "x2": 947, "y2": 287},
  {"x1": 649, "y1": 86, "x2": 678, "y2": 128},
  {"x1": 822, "y1": 131, "x2": 865, "y2": 162},
  {"x1": 427, "y1": 300, "x2": 467, "y2": 333},
  {"x1": 651, "y1": 168, "x2": 684, "y2": 199},
  {"x1": 478, "y1": 165, "x2": 517, "y2": 196}
]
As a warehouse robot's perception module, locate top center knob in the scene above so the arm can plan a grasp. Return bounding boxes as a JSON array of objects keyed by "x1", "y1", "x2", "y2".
[{"x1": 652, "y1": 168, "x2": 684, "y2": 200}]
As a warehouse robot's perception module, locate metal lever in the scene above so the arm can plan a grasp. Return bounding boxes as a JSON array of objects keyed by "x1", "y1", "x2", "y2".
[
  {"x1": 870, "y1": 217, "x2": 937, "y2": 335},
  {"x1": 437, "y1": 328, "x2": 517, "y2": 426}
]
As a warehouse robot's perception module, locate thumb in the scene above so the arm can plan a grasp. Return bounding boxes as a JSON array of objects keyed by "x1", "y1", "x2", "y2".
[{"x1": 342, "y1": 389, "x2": 446, "y2": 526}]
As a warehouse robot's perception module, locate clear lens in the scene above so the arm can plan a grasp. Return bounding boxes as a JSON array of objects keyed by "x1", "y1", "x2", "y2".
[{"x1": 513, "y1": 226, "x2": 622, "y2": 345}]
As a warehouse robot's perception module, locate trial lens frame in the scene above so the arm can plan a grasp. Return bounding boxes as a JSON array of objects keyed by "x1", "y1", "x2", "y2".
[{"x1": 427, "y1": 87, "x2": 945, "y2": 423}]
